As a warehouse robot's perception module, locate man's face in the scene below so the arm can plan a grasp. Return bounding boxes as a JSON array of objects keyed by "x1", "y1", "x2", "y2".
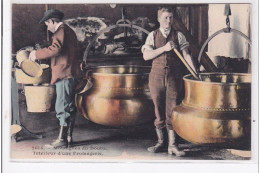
[
  {"x1": 158, "y1": 11, "x2": 173, "y2": 29},
  {"x1": 45, "y1": 19, "x2": 55, "y2": 33}
]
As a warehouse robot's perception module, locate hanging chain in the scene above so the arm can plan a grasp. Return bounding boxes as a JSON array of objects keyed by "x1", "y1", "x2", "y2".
[
  {"x1": 226, "y1": 15, "x2": 230, "y2": 29},
  {"x1": 224, "y1": 4, "x2": 231, "y2": 32}
]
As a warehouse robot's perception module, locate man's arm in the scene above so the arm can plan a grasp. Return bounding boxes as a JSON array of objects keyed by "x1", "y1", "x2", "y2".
[
  {"x1": 29, "y1": 28, "x2": 64, "y2": 61},
  {"x1": 182, "y1": 48, "x2": 196, "y2": 72},
  {"x1": 36, "y1": 29, "x2": 64, "y2": 60},
  {"x1": 143, "y1": 42, "x2": 175, "y2": 61},
  {"x1": 143, "y1": 46, "x2": 165, "y2": 61},
  {"x1": 177, "y1": 31, "x2": 196, "y2": 72}
]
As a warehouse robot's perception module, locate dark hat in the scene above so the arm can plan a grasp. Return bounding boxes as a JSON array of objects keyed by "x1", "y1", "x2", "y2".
[{"x1": 39, "y1": 9, "x2": 64, "y2": 24}]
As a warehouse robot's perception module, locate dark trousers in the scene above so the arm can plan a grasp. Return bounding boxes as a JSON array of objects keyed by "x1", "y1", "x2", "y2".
[{"x1": 149, "y1": 66, "x2": 182, "y2": 130}]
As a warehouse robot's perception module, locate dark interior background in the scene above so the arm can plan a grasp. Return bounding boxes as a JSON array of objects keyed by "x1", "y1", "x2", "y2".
[{"x1": 12, "y1": 4, "x2": 208, "y2": 58}]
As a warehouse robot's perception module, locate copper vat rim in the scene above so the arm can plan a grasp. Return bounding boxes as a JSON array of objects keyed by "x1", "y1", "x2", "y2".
[
  {"x1": 89, "y1": 65, "x2": 151, "y2": 76},
  {"x1": 183, "y1": 72, "x2": 251, "y2": 85}
]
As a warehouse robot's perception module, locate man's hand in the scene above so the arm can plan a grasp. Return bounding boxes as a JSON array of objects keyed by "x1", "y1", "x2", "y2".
[
  {"x1": 163, "y1": 41, "x2": 177, "y2": 52},
  {"x1": 29, "y1": 50, "x2": 36, "y2": 62}
]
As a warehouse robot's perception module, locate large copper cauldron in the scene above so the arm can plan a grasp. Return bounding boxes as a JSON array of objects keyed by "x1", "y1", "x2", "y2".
[
  {"x1": 172, "y1": 73, "x2": 251, "y2": 145},
  {"x1": 76, "y1": 65, "x2": 155, "y2": 127}
]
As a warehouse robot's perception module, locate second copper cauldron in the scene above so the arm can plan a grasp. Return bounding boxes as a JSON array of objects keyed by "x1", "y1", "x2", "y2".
[
  {"x1": 76, "y1": 65, "x2": 155, "y2": 127},
  {"x1": 172, "y1": 73, "x2": 251, "y2": 145}
]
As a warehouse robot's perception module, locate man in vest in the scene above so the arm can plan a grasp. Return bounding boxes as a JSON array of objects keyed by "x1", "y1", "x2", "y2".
[
  {"x1": 142, "y1": 7, "x2": 196, "y2": 156},
  {"x1": 29, "y1": 9, "x2": 82, "y2": 148}
]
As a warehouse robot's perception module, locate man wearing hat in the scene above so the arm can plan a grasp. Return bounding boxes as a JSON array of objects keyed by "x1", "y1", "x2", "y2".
[
  {"x1": 142, "y1": 7, "x2": 196, "y2": 156},
  {"x1": 29, "y1": 9, "x2": 82, "y2": 148}
]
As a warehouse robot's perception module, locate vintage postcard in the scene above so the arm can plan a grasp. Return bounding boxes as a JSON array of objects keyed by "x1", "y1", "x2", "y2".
[{"x1": 2, "y1": 0, "x2": 259, "y2": 173}]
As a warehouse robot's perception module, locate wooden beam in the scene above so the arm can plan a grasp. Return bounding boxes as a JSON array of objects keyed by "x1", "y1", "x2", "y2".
[{"x1": 172, "y1": 15, "x2": 218, "y2": 72}]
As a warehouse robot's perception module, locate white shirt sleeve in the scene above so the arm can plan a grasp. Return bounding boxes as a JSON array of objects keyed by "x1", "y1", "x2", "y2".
[
  {"x1": 141, "y1": 31, "x2": 155, "y2": 53},
  {"x1": 177, "y1": 31, "x2": 189, "y2": 51},
  {"x1": 29, "y1": 50, "x2": 37, "y2": 62}
]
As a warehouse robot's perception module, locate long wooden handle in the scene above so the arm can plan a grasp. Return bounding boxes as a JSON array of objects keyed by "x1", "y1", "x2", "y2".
[{"x1": 173, "y1": 49, "x2": 200, "y2": 80}]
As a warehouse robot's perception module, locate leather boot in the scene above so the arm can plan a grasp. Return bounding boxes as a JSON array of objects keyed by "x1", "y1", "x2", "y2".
[
  {"x1": 45, "y1": 126, "x2": 68, "y2": 149},
  {"x1": 147, "y1": 128, "x2": 167, "y2": 153},
  {"x1": 168, "y1": 129, "x2": 185, "y2": 156},
  {"x1": 67, "y1": 116, "x2": 75, "y2": 148}
]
